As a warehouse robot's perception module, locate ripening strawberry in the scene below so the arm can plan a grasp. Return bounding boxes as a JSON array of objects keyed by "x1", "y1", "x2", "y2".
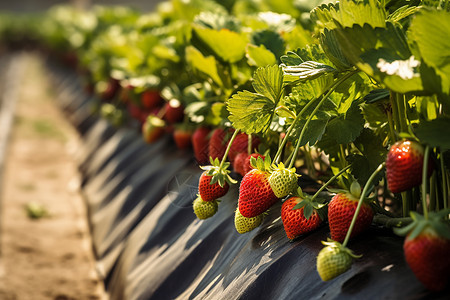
[
  {"x1": 328, "y1": 183, "x2": 374, "y2": 242},
  {"x1": 232, "y1": 152, "x2": 248, "y2": 176},
  {"x1": 198, "y1": 171, "x2": 229, "y2": 202},
  {"x1": 192, "y1": 127, "x2": 210, "y2": 165},
  {"x1": 404, "y1": 227, "x2": 450, "y2": 291},
  {"x1": 228, "y1": 133, "x2": 260, "y2": 163},
  {"x1": 234, "y1": 209, "x2": 264, "y2": 234},
  {"x1": 209, "y1": 128, "x2": 229, "y2": 161},
  {"x1": 141, "y1": 89, "x2": 162, "y2": 109},
  {"x1": 317, "y1": 240, "x2": 360, "y2": 281},
  {"x1": 238, "y1": 169, "x2": 279, "y2": 218},
  {"x1": 268, "y1": 162, "x2": 298, "y2": 198},
  {"x1": 386, "y1": 140, "x2": 433, "y2": 193},
  {"x1": 164, "y1": 100, "x2": 184, "y2": 124},
  {"x1": 396, "y1": 211, "x2": 450, "y2": 291},
  {"x1": 281, "y1": 197, "x2": 322, "y2": 240},
  {"x1": 193, "y1": 196, "x2": 218, "y2": 220},
  {"x1": 173, "y1": 128, "x2": 192, "y2": 150}
]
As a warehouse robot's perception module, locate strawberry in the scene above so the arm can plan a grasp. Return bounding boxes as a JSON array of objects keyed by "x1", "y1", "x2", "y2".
[
  {"x1": 268, "y1": 162, "x2": 298, "y2": 198},
  {"x1": 328, "y1": 182, "x2": 374, "y2": 242},
  {"x1": 281, "y1": 196, "x2": 322, "y2": 240},
  {"x1": 232, "y1": 152, "x2": 248, "y2": 176},
  {"x1": 198, "y1": 171, "x2": 229, "y2": 202},
  {"x1": 141, "y1": 89, "x2": 162, "y2": 109},
  {"x1": 317, "y1": 240, "x2": 360, "y2": 281},
  {"x1": 209, "y1": 128, "x2": 230, "y2": 161},
  {"x1": 234, "y1": 208, "x2": 264, "y2": 234},
  {"x1": 244, "y1": 153, "x2": 265, "y2": 174},
  {"x1": 386, "y1": 140, "x2": 433, "y2": 193},
  {"x1": 238, "y1": 165, "x2": 279, "y2": 218},
  {"x1": 164, "y1": 100, "x2": 184, "y2": 124},
  {"x1": 142, "y1": 115, "x2": 165, "y2": 143},
  {"x1": 173, "y1": 128, "x2": 192, "y2": 150},
  {"x1": 193, "y1": 196, "x2": 218, "y2": 220},
  {"x1": 192, "y1": 127, "x2": 210, "y2": 165},
  {"x1": 395, "y1": 211, "x2": 450, "y2": 291},
  {"x1": 228, "y1": 133, "x2": 260, "y2": 163},
  {"x1": 101, "y1": 77, "x2": 120, "y2": 101}
]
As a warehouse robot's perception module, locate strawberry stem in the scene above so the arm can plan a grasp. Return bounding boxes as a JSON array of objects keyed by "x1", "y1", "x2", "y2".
[
  {"x1": 422, "y1": 145, "x2": 430, "y2": 220},
  {"x1": 247, "y1": 134, "x2": 252, "y2": 155},
  {"x1": 219, "y1": 129, "x2": 240, "y2": 170},
  {"x1": 287, "y1": 70, "x2": 358, "y2": 169},
  {"x1": 342, "y1": 162, "x2": 385, "y2": 247},
  {"x1": 386, "y1": 109, "x2": 397, "y2": 143},
  {"x1": 309, "y1": 165, "x2": 352, "y2": 203},
  {"x1": 273, "y1": 115, "x2": 299, "y2": 164},
  {"x1": 441, "y1": 152, "x2": 448, "y2": 211}
]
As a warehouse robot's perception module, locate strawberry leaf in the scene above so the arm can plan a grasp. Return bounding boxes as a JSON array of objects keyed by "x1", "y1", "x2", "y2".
[
  {"x1": 185, "y1": 45, "x2": 223, "y2": 86},
  {"x1": 282, "y1": 61, "x2": 337, "y2": 82},
  {"x1": 326, "y1": 100, "x2": 365, "y2": 144},
  {"x1": 228, "y1": 65, "x2": 283, "y2": 134},
  {"x1": 415, "y1": 117, "x2": 450, "y2": 150},
  {"x1": 246, "y1": 44, "x2": 277, "y2": 67},
  {"x1": 303, "y1": 203, "x2": 314, "y2": 220}
]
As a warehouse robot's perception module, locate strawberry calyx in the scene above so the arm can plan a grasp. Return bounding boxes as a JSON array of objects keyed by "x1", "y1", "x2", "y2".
[
  {"x1": 250, "y1": 154, "x2": 273, "y2": 173},
  {"x1": 292, "y1": 189, "x2": 327, "y2": 221},
  {"x1": 200, "y1": 157, "x2": 237, "y2": 188},
  {"x1": 394, "y1": 209, "x2": 450, "y2": 240}
]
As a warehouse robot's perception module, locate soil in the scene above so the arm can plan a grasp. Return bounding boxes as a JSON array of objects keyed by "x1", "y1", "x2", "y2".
[{"x1": 0, "y1": 53, "x2": 105, "y2": 300}]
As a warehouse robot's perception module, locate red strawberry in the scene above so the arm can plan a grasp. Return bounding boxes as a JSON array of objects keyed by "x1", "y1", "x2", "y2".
[
  {"x1": 328, "y1": 185, "x2": 374, "y2": 242},
  {"x1": 395, "y1": 211, "x2": 450, "y2": 291},
  {"x1": 228, "y1": 133, "x2": 260, "y2": 163},
  {"x1": 404, "y1": 229, "x2": 450, "y2": 291},
  {"x1": 209, "y1": 128, "x2": 229, "y2": 161},
  {"x1": 386, "y1": 140, "x2": 433, "y2": 193},
  {"x1": 142, "y1": 116, "x2": 165, "y2": 143},
  {"x1": 244, "y1": 153, "x2": 265, "y2": 174},
  {"x1": 141, "y1": 89, "x2": 162, "y2": 109},
  {"x1": 164, "y1": 100, "x2": 184, "y2": 124},
  {"x1": 101, "y1": 78, "x2": 120, "y2": 101},
  {"x1": 238, "y1": 169, "x2": 279, "y2": 218},
  {"x1": 233, "y1": 152, "x2": 248, "y2": 176},
  {"x1": 198, "y1": 171, "x2": 229, "y2": 202},
  {"x1": 281, "y1": 196, "x2": 322, "y2": 240},
  {"x1": 173, "y1": 128, "x2": 192, "y2": 150},
  {"x1": 192, "y1": 127, "x2": 210, "y2": 165}
]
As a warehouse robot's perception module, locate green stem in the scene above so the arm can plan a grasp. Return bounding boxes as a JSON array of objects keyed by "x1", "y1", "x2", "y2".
[
  {"x1": 342, "y1": 162, "x2": 385, "y2": 247},
  {"x1": 339, "y1": 145, "x2": 347, "y2": 170},
  {"x1": 401, "y1": 192, "x2": 410, "y2": 218},
  {"x1": 287, "y1": 71, "x2": 357, "y2": 169},
  {"x1": 219, "y1": 130, "x2": 239, "y2": 170},
  {"x1": 247, "y1": 134, "x2": 252, "y2": 155},
  {"x1": 390, "y1": 91, "x2": 400, "y2": 133},
  {"x1": 430, "y1": 172, "x2": 437, "y2": 212},
  {"x1": 274, "y1": 117, "x2": 298, "y2": 164},
  {"x1": 310, "y1": 165, "x2": 352, "y2": 202},
  {"x1": 441, "y1": 152, "x2": 448, "y2": 211},
  {"x1": 373, "y1": 215, "x2": 412, "y2": 228},
  {"x1": 422, "y1": 146, "x2": 430, "y2": 220},
  {"x1": 386, "y1": 110, "x2": 397, "y2": 143}
]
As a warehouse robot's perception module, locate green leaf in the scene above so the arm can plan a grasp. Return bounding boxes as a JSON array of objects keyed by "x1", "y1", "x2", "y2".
[
  {"x1": 415, "y1": 117, "x2": 450, "y2": 150},
  {"x1": 320, "y1": 29, "x2": 353, "y2": 70},
  {"x1": 293, "y1": 118, "x2": 329, "y2": 147},
  {"x1": 282, "y1": 61, "x2": 337, "y2": 82},
  {"x1": 228, "y1": 65, "x2": 283, "y2": 134},
  {"x1": 409, "y1": 9, "x2": 450, "y2": 95},
  {"x1": 246, "y1": 44, "x2": 277, "y2": 67},
  {"x1": 280, "y1": 51, "x2": 303, "y2": 66},
  {"x1": 303, "y1": 203, "x2": 314, "y2": 220},
  {"x1": 364, "y1": 89, "x2": 390, "y2": 104},
  {"x1": 252, "y1": 65, "x2": 284, "y2": 103},
  {"x1": 326, "y1": 100, "x2": 365, "y2": 144},
  {"x1": 192, "y1": 25, "x2": 247, "y2": 63},
  {"x1": 347, "y1": 128, "x2": 387, "y2": 185},
  {"x1": 185, "y1": 45, "x2": 223, "y2": 86},
  {"x1": 250, "y1": 29, "x2": 285, "y2": 60}
]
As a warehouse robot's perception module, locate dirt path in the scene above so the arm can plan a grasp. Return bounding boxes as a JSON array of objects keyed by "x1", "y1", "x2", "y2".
[{"x1": 0, "y1": 52, "x2": 104, "y2": 300}]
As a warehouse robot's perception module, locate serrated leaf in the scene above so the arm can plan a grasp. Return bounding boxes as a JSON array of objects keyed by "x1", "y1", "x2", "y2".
[
  {"x1": 192, "y1": 25, "x2": 247, "y2": 63},
  {"x1": 185, "y1": 46, "x2": 223, "y2": 86},
  {"x1": 282, "y1": 61, "x2": 337, "y2": 81},
  {"x1": 326, "y1": 100, "x2": 365, "y2": 144},
  {"x1": 280, "y1": 51, "x2": 303, "y2": 66},
  {"x1": 415, "y1": 117, "x2": 450, "y2": 150},
  {"x1": 253, "y1": 65, "x2": 284, "y2": 102},
  {"x1": 292, "y1": 118, "x2": 329, "y2": 147},
  {"x1": 387, "y1": 5, "x2": 418, "y2": 24},
  {"x1": 246, "y1": 44, "x2": 277, "y2": 67},
  {"x1": 320, "y1": 29, "x2": 353, "y2": 70},
  {"x1": 409, "y1": 9, "x2": 450, "y2": 94},
  {"x1": 364, "y1": 89, "x2": 390, "y2": 104},
  {"x1": 293, "y1": 200, "x2": 307, "y2": 210}
]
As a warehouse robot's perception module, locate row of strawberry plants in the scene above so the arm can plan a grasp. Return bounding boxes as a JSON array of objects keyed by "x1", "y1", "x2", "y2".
[{"x1": 1, "y1": 0, "x2": 449, "y2": 291}]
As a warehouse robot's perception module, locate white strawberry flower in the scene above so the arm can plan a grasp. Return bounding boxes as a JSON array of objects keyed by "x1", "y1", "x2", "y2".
[{"x1": 376, "y1": 56, "x2": 421, "y2": 80}]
